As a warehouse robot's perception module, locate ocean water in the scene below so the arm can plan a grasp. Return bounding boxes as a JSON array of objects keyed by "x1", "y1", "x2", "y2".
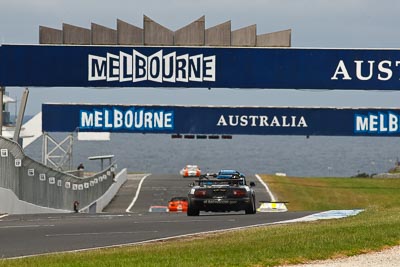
[{"x1": 24, "y1": 133, "x2": 400, "y2": 177}]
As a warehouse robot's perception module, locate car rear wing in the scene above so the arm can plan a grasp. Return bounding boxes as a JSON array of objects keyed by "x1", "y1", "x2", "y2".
[{"x1": 194, "y1": 178, "x2": 245, "y2": 186}]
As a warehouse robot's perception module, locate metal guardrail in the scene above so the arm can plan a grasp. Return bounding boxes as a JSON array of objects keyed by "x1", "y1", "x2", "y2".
[{"x1": 0, "y1": 135, "x2": 116, "y2": 212}]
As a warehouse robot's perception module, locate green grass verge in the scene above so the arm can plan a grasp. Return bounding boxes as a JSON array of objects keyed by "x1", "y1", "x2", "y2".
[
  {"x1": 1, "y1": 175, "x2": 400, "y2": 267},
  {"x1": 262, "y1": 174, "x2": 400, "y2": 211}
]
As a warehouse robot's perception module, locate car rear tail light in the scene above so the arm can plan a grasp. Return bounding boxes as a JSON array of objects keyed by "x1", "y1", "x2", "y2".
[
  {"x1": 232, "y1": 189, "x2": 246, "y2": 197},
  {"x1": 194, "y1": 189, "x2": 207, "y2": 198}
]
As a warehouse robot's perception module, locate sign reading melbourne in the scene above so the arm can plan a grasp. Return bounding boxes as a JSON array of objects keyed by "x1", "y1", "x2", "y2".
[
  {"x1": 42, "y1": 104, "x2": 400, "y2": 136},
  {"x1": 354, "y1": 112, "x2": 400, "y2": 134},
  {"x1": 88, "y1": 50, "x2": 216, "y2": 83},
  {"x1": 80, "y1": 108, "x2": 174, "y2": 130},
  {"x1": 2, "y1": 44, "x2": 400, "y2": 90}
]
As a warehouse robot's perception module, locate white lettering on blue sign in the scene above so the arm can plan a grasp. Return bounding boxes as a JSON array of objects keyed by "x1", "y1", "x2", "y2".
[
  {"x1": 331, "y1": 60, "x2": 400, "y2": 81},
  {"x1": 88, "y1": 50, "x2": 216, "y2": 83},
  {"x1": 354, "y1": 112, "x2": 399, "y2": 133},
  {"x1": 79, "y1": 108, "x2": 174, "y2": 131},
  {"x1": 216, "y1": 115, "x2": 308, "y2": 127}
]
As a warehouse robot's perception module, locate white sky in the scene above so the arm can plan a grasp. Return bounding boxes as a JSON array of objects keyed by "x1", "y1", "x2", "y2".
[{"x1": 1, "y1": 0, "x2": 400, "y2": 115}]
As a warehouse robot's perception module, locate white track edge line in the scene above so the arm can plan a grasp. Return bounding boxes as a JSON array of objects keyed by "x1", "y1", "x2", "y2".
[
  {"x1": 255, "y1": 174, "x2": 276, "y2": 202},
  {"x1": 125, "y1": 174, "x2": 151, "y2": 212}
]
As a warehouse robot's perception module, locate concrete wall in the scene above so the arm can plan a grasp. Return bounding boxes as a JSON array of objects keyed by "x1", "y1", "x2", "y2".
[
  {"x1": 0, "y1": 187, "x2": 70, "y2": 214},
  {"x1": 231, "y1": 24, "x2": 256, "y2": 47},
  {"x1": 81, "y1": 168, "x2": 128, "y2": 213},
  {"x1": 372, "y1": 173, "x2": 400, "y2": 178},
  {"x1": 174, "y1": 16, "x2": 205, "y2": 46},
  {"x1": 257, "y1": 29, "x2": 291, "y2": 47},
  {"x1": 91, "y1": 23, "x2": 117, "y2": 45},
  {"x1": 143, "y1": 15, "x2": 173, "y2": 45},
  {"x1": 0, "y1": 136, "x2": 118, "y2": 214},
  {"x1": 117, "y1": 19, "x2": 143, "y2": 45},
  {"x1": 39, "y1": 26, "x2": 62, "y2": 44},
  {"x1": 205, "y1": 21, "x2": 231, "y2": 46},
  {"x1": 63, "y1": 23, "x2": 91, "y2": 45},
  {"x1": 39, "y1": 16, "x2": 292, "y2": 48}
]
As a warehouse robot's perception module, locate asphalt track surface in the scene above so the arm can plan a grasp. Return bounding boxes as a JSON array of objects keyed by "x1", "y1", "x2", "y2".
[{"x1": 0, "y1": 174, "x2": 315, "y2": 258}]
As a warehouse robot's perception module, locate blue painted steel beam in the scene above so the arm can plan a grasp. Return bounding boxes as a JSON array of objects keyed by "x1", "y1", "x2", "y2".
[{"x1": 1, "y1": 45, "x2": 400, "y2": 90}]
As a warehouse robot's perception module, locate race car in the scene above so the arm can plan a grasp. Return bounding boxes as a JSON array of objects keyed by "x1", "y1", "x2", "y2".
[
  {"x1": 187, "y1": 173, "x2": 256, "y2": 216},
  {"x1": 216, "y1": 169, "x2": 245, "y2": 179},
  {"x1": 180, "y1": 165, "x2": 201, "y2": 178},
  {"x1": 168, "y1": 197, "x2": 188, "y2": 212}
]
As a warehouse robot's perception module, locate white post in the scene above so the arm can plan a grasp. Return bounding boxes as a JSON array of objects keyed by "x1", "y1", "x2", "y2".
[
  {"x1": 0, "y1": 86, "x2": 4, "y2": 136},
  {"x1": 13, "y1": 88, "x2": 29, "y2": 142}
]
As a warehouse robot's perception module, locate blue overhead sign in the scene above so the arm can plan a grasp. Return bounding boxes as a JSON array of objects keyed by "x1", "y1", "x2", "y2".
[
  {"x1": 2, "y1": 44, "x2": 400, "y2": 90},
  {"x1": 42, "y1": 104, "x2": 400, "y2": 136}
]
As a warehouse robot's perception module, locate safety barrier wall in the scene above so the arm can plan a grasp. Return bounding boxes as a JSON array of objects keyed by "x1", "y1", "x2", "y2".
[
  {"x1": 0, "y1": 136, "x2": 117, "y2": 212},
  {"x1": 0, "y1": 187, "x2": 70, "y2": 214},
  {"x1": 82, "y1": 168, "x2": 128, "y2": 213}
]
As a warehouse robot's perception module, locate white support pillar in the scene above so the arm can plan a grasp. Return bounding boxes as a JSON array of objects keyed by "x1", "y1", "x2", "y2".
[
  {"x1": 0, "y1": 86, "x2": 4, "y2": 136},
  {"x1": 13, "y1": 88, "x2": 29, "y2": 142}
]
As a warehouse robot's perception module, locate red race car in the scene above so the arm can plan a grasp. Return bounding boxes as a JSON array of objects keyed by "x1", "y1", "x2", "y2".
[{"x1": 168, "y1": 197, "x2": 188, "y2": 212}]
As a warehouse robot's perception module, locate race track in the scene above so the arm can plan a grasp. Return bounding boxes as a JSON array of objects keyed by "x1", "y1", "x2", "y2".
[{"x1": 0, "y1": 174, "x2": 315, "y2": 258}]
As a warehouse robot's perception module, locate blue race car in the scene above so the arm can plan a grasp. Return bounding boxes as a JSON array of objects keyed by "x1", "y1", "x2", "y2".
[{"x1": 216, "y1": 169, "x2": 245, "y2": 179}]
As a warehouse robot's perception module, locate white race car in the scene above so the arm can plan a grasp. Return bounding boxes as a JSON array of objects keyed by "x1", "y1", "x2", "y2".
[{"x1": 180, "y1": 165, "x2": 201, "y2": 177}]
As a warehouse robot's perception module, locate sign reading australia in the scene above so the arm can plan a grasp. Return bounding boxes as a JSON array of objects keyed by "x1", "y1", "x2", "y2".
[{"x1": 88, "y1": 49, "x2": 216, "y2": 83}]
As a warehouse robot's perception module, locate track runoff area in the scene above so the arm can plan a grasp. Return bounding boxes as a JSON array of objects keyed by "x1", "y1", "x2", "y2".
[{"x1": 0, "y1": 173, "x2": 361, "y2": 258}]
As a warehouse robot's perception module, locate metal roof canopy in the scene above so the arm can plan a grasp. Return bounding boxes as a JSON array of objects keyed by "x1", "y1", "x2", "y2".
[{"x1": 88, "y1": 155, "x2": 114, "y2": 170}]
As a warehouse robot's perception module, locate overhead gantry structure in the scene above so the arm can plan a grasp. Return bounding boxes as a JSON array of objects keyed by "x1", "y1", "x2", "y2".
[{"x1": 32, "y1": 15, "x2": 292, "y2": 170}]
